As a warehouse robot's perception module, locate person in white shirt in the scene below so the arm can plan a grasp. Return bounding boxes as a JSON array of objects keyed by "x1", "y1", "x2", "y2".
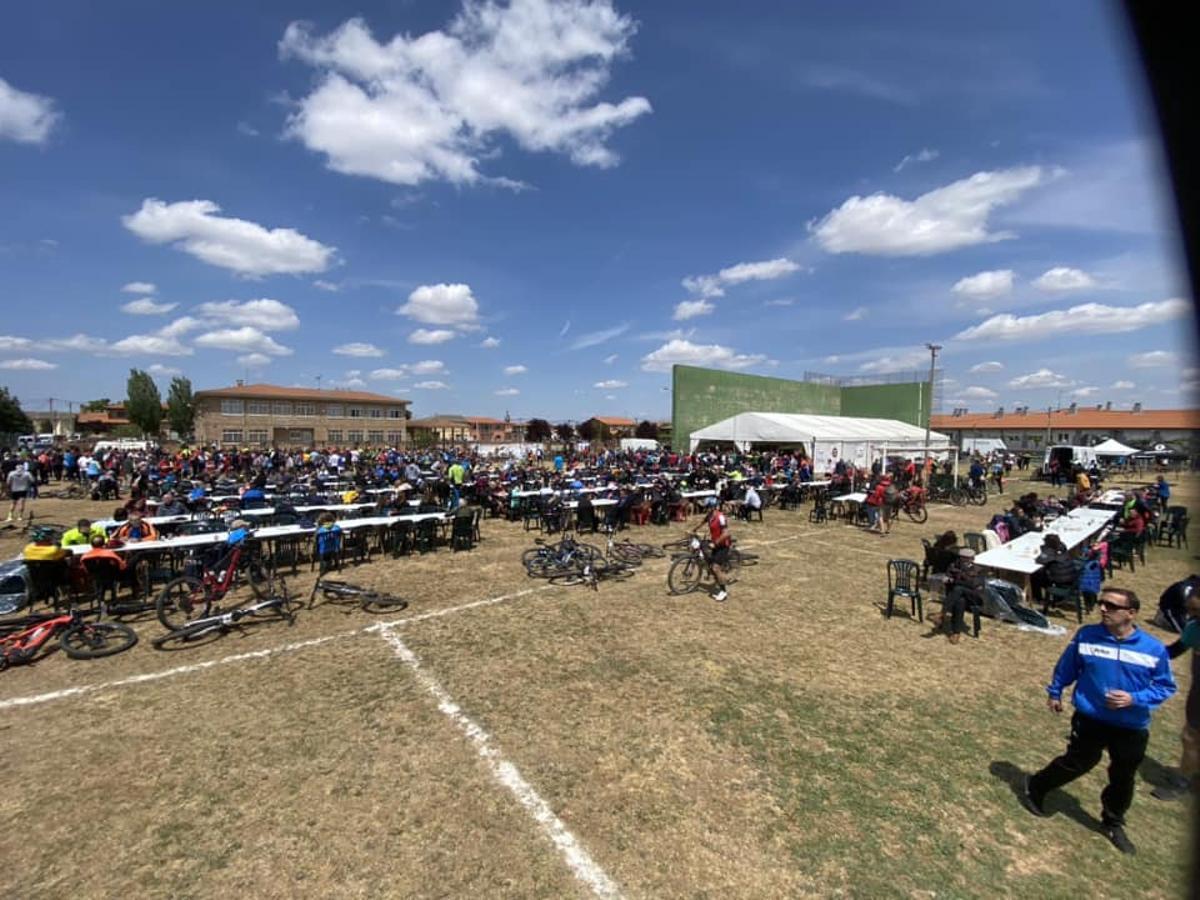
[
  {"x1": 740, "y1": 485, "x2": 762, "y2": 520},
  {"x1": 6, "y1": 465, "x2": 36, "y2": 522}
]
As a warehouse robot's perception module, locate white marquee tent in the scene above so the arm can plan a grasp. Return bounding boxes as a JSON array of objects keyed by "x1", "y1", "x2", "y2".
[
  {"x1": 688, "y1": 411, "x2": 951, "y2": 471},
  {"x1": 1092, "y1": 438, "x2": 1140, "y2": 456},
  {"x1": 961, "y1": 437, "x2": 1007, "y2": 456}
]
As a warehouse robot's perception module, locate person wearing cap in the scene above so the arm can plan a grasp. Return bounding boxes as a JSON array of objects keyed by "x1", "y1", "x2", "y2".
[
  {"x1": 933, "y1": 547, "x2": 986, "y2": 643},
  {"x1": 61, "y1": 518, "x2": 108, "y2": 548},
  {"x1": 113, "y1": 512, "x2": 159, "y2": 544},
  {"x1": 692, "y1": 496, "x2": 732, "y2": 602}
]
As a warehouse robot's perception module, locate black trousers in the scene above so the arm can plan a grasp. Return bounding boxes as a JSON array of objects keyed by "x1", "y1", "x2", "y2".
[
  {"x1": 942, "y1": 586, "x2": 980, "y2": 634},
  {"x1": 1029, "y1": 711, "x2": 1149, "y2": 826}
]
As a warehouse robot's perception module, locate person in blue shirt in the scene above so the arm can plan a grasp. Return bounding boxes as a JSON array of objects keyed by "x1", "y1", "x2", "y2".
[
  {"x1": 1155, "y1": 475, "x2": 1171, "y2": 514},
  {"x1": 1021, "y1": 587, "x2": 1176, "y2": 854}
]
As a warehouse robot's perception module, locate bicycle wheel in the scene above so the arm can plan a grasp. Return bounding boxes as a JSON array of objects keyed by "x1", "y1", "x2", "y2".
[
  {"x1": 609, "y1": 543, "x2": 645, "y2": 565},
  {"x1": 319, "y1": 580, "x2": 371, "y2": 599},
  {"x1": 60, "y1": 621, "x2": 138, "y2": 659},
  {"x1": 949, "y1": 488, "x2": 966, "y2": 507},
  {"x1": 667, "y1": 556, "x2": 704, "y2": 594},
  {"x1": 905, "y1": 505, "x2": 929, "y2": 524},
  {"x1": 970, "y1": 488, "x2": 988, "y2": 506},
  {"x1": 633, "y1": 544, "x2": 665, "y2": 559},
  {"x1": 360, "y1": 594, "x2": 409, "y2": 614},
  {"x1": 156, "y1": 575, "x2": 214, "y2": 631}
]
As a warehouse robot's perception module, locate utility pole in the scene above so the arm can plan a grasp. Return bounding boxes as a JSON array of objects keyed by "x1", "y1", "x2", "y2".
[{"x1": 922, "y1": 343, "x2": 941, "y2": 451}]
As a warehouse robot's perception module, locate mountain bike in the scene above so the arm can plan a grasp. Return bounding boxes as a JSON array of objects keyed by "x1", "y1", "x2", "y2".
[
  {"x1": 154, "y1": 538, "x2": 274, "y2": 630},
  {"x1": 897, "y1": 486, "x2": 929, "y2": 523},
  {"x1": 0, "y1": 610, "x2": 137, "y2": 669},
  {"x1": 961, "y1": 482, "x2": 988, "y2": 506},
  {"x1": 549, "y1": 555, "x2": 637, "y2": 591},
  {"x1": 152, "y1": 579, "x2": 299, "y2": 648},
  {"x1": 522, "y1": 536, "x2": 604, "y2": 579},
  {"x1": 307, "y1": 578, "x2": 409, "y2": 613},
  {"x1": 666, "y1": 536, "x2": 725, "y2": 595},
  {"x1": 602, "y1": 524, "x2": 666, "y2": 565}
]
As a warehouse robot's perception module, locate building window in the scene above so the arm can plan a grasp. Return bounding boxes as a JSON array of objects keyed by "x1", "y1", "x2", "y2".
[
  {"x1": 347, "y1": 430, "x2": 363, "y2": 444},
  {"x1": 388, "y1": 408, "x2": 403, "y2": 419},
  {"x1": 220, "y1": 399, "x2": 244, "y2": 415},
  {"x1": 324, "y1": 404, "x2": 344, "y2": 418},
  {"x1": 247, "y1": 400, "x2": 271, "y2": 415},
  {"x1": 294, "y1": 402, "x2": 316, "y2": 417},
  {"x1": 386, "y1": 430, "x2": 402, "y2": 445},
  {"x1": 1059, "y1": 433, "x2": 1070, "y2": 442},
  {"x1": 221, "y1": 429, "x2": 243, "y2": 444},
  {"x1": 326, "y1": 430, "x2": 342, "y2": 444},
  {"x1": 273, "y1": 401, "x2": 292, "y2": 415},
  {"x1": 247, "y1": 429, "x2": 269, "y2": 444},
  {"x1": 367, "y1": 430, "x2": 384, "y2": 444},
  {"x1": 288, "y1": 429, "x2": 311, "y2": 444},
  {"x1": 349, "y1": 407, "x2": 363, "y2": 418},
  {"x1": 369, "y1": 407, "x2": 383, "y2": 418}
]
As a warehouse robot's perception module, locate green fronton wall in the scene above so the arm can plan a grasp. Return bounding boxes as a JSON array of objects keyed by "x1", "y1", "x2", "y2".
[{"x1": 670, "y1": 365, "x2": 927, "y2": 448}]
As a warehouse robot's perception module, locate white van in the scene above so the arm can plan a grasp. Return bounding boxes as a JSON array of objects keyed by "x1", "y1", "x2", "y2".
[
  {"x1": 92, "y1": 439, "x2": 157, "y2": 453},
  {"x1": 1041, "y1": 445, "x2": 1099, "y2": 475}
]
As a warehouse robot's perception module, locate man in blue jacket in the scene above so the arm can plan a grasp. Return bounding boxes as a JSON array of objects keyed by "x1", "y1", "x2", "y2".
[{"x1": 1022, "y1": 587, "x2": 1176, "y2": 854}]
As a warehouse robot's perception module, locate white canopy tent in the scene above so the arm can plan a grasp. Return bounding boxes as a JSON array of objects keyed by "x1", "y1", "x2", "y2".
[
  {"x1": 1092, "y1": 438, "x2": 1139, "y2": 457},
  {"x1": 961, "y1": 437, "x2": 1007, "y2": 456},
  {"x1": 688, "y1": 411, "x2": 952, "y2": 472}
]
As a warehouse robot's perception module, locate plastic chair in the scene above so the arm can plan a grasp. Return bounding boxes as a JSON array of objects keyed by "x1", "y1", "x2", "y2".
[
  {"x1": 451, "y1": 513, "x2": 475, "y2": 551},
  {"x1": 385, "y1": 521, "x2": 414, "y2": 557},
  {"x1": 1045, "y1": 584, "x2": 1084, "y2": 623},
  {"x1": 808, "y1": 493, "x2": 829, "y2": 524},
  {"x1": 1107, "y1": 532, "x2": 1137, "y2": 576},
  {"x1": 963, "y1": 532, "x2": 988, "y2": 554},
  {"x1": 885, "y1": 559, "x2": 923, "y2": 622},
  {"x1": 82, "y1": 556, "x2": 124, "y2": 614},
  {"x1": 24, "y1": 560, "x2": 69, "y2": 608}
]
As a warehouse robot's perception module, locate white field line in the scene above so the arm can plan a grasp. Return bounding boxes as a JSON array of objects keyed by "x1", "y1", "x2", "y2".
[
  {"x1": 379, "y1": 626, "x2": 623, "y2": 899},
  {"x1": 0, "y1": 586, "x2": 555, "y2": 712}
]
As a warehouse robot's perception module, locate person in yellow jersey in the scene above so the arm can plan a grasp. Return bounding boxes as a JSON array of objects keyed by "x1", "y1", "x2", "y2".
[{"x1": 61, "y1": 518, "x2": 107, "y2": 548}]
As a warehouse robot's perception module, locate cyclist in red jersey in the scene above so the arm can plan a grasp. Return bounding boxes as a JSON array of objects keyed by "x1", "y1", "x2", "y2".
[{"x1": 693, "y1": 496, "x2": 732, "y2": 602}]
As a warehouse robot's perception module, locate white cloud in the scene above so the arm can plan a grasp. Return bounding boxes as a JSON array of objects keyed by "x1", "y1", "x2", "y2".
[
  {"x1": 495, "y1": 387, "x2": 520, "y2": 396},
  {"x1": 409, "y1": 328, "x2": 457, "y2": 344},
  {"x1": 1071, "y1": 386, "x2": 1100, "y2": 398},
  {"x1": 893, "y1": 147, "x2": 938, "y2": 173},
  {"x1": 194, "y1": 326, "x2": 293, "y2": 356},
  {"x1": 640, "y1": 338, "x2": 765, "y2": 373},
  {"x1": 859, "y1": 350, "x2": 929, "y2": 374},
  {"x1": 398, "y1": 283, "x2": 479, "y2": 327},
  {"x1": 673, "y1": 299, "x2": 714, "y2": 320},
  {"x1": 683, "y1": 258, "x2": 800, "y2": 298},
  {"x1": 593, "y1": 379, "x2": 627, "y2": 388},
  {"x1": 0, "y1": 358, "x2": 56, "y2": 370},
  {"x1": 410, "y1": 360, "x2": 445, "y2": 375},
  {"x1": 237, "y1": 353, "x2": 272, "y2": 368},
  {"x1": 121, "y1": 282, "x2": 157, "y2": 294},
  {"x1": 958, "y1": 386, "x2": 998, "y2": 400},
  {"x1": 480, "y1": 336, "x2": 500, "y2": 348},
  {"x1": 108, "y1": 332, "x2": 193, "y2": 357},
  {"x1": 333, "y1": 342, "x2": 385, "y2": 357},
  {"x1": 414, "y1": 380, "x2": 449, "y2": 390},
  {"x1": 196, "y1": 299, "x2": 300, "y2": 332},
  {"x1": 0, "y1": 336, "x2": 33, "y2": 352},
  {"x1": 1008, "y1": 368, "x2": 1074, "y2": 389},
  {"x1": 369, "y1": 368, "x2": 408, "y2": 380},
  {"x1": 46, "y1": 334, "x2": 110, "y2": 353},
  {"x1": 120, "y1": 297, "x2": 178, "y2": 315},
  {"x1": 1128, "y1": 350, "x2": 1177, "y2": 368},
  {"x1": 954, "y1": 298, "x2": 1190, "y2": 342},
  {"x1": 603, "y1": 353, "x2": 618, "y2": 364},
  {"x1": 810, "y1": 166, "x2": 1047, "y2": 256},
  {"x1": 570, "y1": 323, "x2": 629, "y2": 350},
  {"x1": 1111, "y1": 380, "x2": 1135, "y2": 390},
  {"x1": 313, "y1": 279, "x2": 340, "y2": 292},
  {"x1": 952, "y1": 269, "x2": 1014, "y2": 298},
  {"x1": 147, "y1": 364, "x2": 183, "y2": 377},
  {"x1": 503, "y1": 364, "x2": 528, "y2": 376},
  {"x1": 122, "y1": 198, "x2": 336, "y2": 277},
  {"x1": 278, "y1": 7, "x2": 651, "y2": 187},
  {"x1": 969, "y1": 361, "x2": 1004, "y2": 373},
  {"x1": 843, "y1": 307, "x2": 867, "y2": 321},
  {"x1": 0, "y1": 77, "x2": 60, "y2": 144},
  {"x1": 1033, "y1": 266, "x2": 1096, "y2": 291}
]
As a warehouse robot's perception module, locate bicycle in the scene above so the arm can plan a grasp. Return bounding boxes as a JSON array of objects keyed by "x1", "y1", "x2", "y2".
[
  {"x1": 666, "y1": 536, "x2": 727, "y2": 595},
  {"x1": 522, "y1": 536, "x2": 604, "y2": 579},
  {"x1": 154, "y1": 537, "x2": 274, "y2": 630},
  {"x1": 152, "y1": 579, "x2": 299, "y2": 648},
  {"x1": 0, "y1": 609, "x2": 137, "y2": 669},
  {"x1": 602, "y1": 524, "x2": 665, "y2": 565},
  {"x1": 961, "y1": 482, "x2": 989, "y2": 506},
  {"x1": 548, "y1": 555, "x2": 637, "y2": 591},
  {"x1": 897, "y1": 486, "x2": 929, "y2": 523},
  {"x1": 307, "y1": 578, "x2": 409, "y2": 613}
]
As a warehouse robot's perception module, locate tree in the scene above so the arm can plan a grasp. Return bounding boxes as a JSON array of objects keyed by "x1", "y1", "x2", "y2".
[
  {"x1": 125, "y1": 369, "x2": 164, "y2": 437},
  {"x1": 82, "y1": 398, "x2": 111, "y2": 412},
  {"x1": 166, "y1": 376, "x2": 195, "y2": 438},
  {"x1": 0, "y1": 387, "x2": 32, "y2": 434},
  {"x1": 578, "y1": 419, "x2": 611, "y2": 443},
  {"x1": 37, "y1": 418, "x2": 53, "y2": 434},
  {"x1": 555, "y1": 422, "x2": 575, "y2": 443},
  {"x1": 525, "y1": 418, "x2": 552, "y2": 442},
  {"x1": 635, "y1": 420, "x2": 659, "y2": 440}
]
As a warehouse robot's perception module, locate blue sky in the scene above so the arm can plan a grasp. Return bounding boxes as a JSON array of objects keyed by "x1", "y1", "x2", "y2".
[{"x1": 1, "y1": 0, "x2": 1195, "y2": 422}]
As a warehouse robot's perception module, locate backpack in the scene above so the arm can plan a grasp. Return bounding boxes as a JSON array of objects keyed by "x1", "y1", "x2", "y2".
[{"x1": 1155, "y1": 577, "x2": 1199, "y2": 633}]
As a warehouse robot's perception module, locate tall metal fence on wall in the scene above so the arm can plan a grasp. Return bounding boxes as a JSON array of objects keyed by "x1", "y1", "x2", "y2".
[{"x1": 803, "y1": 369, "x2": 945, "y2": 413}]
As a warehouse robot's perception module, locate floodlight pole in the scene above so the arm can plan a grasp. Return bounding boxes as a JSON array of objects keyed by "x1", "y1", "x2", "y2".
[{"x1": 923, "y1": 343, "x2": 941, "y2": 471}]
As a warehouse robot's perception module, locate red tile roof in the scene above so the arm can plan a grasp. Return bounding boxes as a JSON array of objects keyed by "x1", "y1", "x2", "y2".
[
  {"x1": 589, "y1": 416, "x2": 636, "y2": 426},
  {"x1": 932, "y1": 408, "x2": 1200, "y2": 431},
  {"x1": 196, "y1": 383, "x2": 409, "y2": 405}
]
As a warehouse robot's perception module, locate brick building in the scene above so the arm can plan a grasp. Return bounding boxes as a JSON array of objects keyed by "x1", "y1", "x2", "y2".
[
  {"x1": 581, "y1": 416, "x2": 636, "y2": 439},
  {"x1": 407, "y1": 414, "x2": 526, "y2": 445},
  {"x1": 194, "y1": 383, "x2": 410, "y2": 448},
  {"x1": 931, "y1": 405, "x2": 1200, "y2": 453}
]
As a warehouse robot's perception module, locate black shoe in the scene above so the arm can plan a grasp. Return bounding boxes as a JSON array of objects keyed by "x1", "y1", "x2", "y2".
[
  {"x1": 1020, "y1": 774, "x2": 1048, "y2": 817},
  {"x1": 1103, "y1": 824, "x2": 1136, "y2": 855}
]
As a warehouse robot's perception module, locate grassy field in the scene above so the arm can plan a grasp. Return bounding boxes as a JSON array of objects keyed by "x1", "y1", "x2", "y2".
[{"x1": 0, "y1": 473, "x2": 1195, "y2": 898}]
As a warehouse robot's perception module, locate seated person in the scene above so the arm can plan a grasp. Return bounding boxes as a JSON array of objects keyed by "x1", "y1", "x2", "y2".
[
  {"x1": 93, "y1": 470, "x2": 119, "y2": 501},
  {"x1": 81, "y1": 534, "x2": 127, "y2": 571},
  {"x1": 156, "y1": 492, "x2": 187, "y2": 517},
  {"x1": 933, "y1": 547, "x2": 986, "y2": 643},
  {"x1": 740, "y1": 485, "x2": 762, "y2": 520},
  {"x1": 314, "y1": 513, "x2": 343, "y2": 569},
  {"x1": 1031, "y1": 533, "x2": 1078, "y2": 605},
  {"x1": 122, "y1": 494, "x2": 150, "y2": 517},
  {"x1": 61, "y1": 518, "x2": 107, "y2": 548},
  {"x1": 927, "y1": 530, "x2": 959, "y2": 575},
  {"x1": 23, "y1": 528, "x2": 69, "y2": 562},
  {"x1": 575, "y1": 493, "x2": 596, "y2": 533},
  {"x1": 113, "y1": 512, "x2": 159, "y2": 543}
]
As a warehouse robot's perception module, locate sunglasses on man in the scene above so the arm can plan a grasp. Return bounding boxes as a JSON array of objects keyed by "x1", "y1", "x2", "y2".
[{"x1": 1098, "y1": 600, "x2": 1133, "y2": 612}]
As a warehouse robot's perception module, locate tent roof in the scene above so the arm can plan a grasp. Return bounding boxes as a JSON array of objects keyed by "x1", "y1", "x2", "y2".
[
  {"x1": 961, "y1": 437, "x2": 1007, "y2": 453},
  {"x1": 1092, "y1": 438, "x2": 1140, "y2": 456},
  {"x1": 689, "y1": 412, "x2": 950, "y2": 448}
]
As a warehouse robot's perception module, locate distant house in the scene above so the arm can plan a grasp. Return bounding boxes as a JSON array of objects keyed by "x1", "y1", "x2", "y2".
[
  {"x1": 76, "y1": 404, "x2": 135, "y2": 435},
  {"x1": 932, "y1": 405, "x2": 1200, "y2": 453},
  {"x1": 408, "y1": 414, "x2": 526, "y2": 445},
  {"x1": 581, "y1": 416, "x2": 636, "y2": 439}
]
